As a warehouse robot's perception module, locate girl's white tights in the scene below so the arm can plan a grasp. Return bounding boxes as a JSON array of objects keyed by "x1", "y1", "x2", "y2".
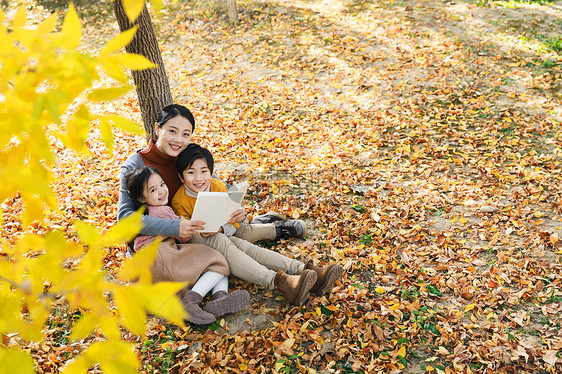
[{"x1": 191, "y1": 271, "x2": 228, "y2": 297}]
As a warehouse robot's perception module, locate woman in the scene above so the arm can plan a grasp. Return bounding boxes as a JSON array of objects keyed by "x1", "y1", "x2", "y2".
[{"x1": 117, "y1": 104, "x2": 343, "y2": 305}]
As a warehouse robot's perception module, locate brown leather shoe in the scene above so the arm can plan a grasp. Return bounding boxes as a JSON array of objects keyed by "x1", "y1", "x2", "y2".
[
  {"x1": 305, "y1": 261, "x2": 344, "y2": 296},
  {"x1": 274, "y1": 269, "x2": 317, "y2": 306}
]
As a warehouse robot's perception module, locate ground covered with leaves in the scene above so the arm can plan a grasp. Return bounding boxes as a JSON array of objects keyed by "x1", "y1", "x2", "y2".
[{"x1": 3, "y1": 0, "x2": 562, "y2": 372}]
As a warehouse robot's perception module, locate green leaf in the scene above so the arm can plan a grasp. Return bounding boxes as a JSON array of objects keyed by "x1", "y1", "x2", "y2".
[
  {"x1": 320, "y1": 304, "x2": 332, "y2": 316},
  {"x1": 99, "y1": 26, "x2": 138, "y2": 56},
  {"x1": 88, "y1": 85, "x2": 132, "y2": 102},
  {"x1": 426, "y1": 284, "x2": 442, "y2": 297}
]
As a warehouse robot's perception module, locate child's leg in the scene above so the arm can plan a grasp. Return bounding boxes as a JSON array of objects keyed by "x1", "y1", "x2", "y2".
[
  {"x1": 182, "y1": 271, "x2": 227, "y2": 325},
  {"x1": 210, "y1": 275, "x2": 229, "y2": 295},
  {"x1": 233, "y1": 223, "x2": 276, "y2": 243},
  {"x1": 204, "y1": 275, "x2": 250, "y2": 318},
  {"x1": 189, "y1": 234, "x2": 278, "y2": 289},
  {"x1": 191, "y1": 271, "x2": 226, "y2": 298},
  {"x1": 229, "y1": 236, "x2": 303, "y2": 275}
]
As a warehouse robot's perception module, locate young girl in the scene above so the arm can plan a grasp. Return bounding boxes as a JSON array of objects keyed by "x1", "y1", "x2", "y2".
[
  {"x1": 171, "y1": 144, "x2": 344, "y2": 306},
  {"x1": 126, "y1": 166, "x2": 250, "y2": 324}
]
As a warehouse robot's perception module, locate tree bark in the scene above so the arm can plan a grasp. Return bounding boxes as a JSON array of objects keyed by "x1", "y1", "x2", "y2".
[
  {"x1": 113, "y1": 0, "x2": 173, "y2": 139},
  {"x1": 225, "y1": 0, "x2": 239, "y2": 23}
]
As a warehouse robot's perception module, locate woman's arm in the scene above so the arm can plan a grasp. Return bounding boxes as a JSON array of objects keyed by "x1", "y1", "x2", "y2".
[{"x1": 117, "y1": 154, "x2": 180, "y2": 237}]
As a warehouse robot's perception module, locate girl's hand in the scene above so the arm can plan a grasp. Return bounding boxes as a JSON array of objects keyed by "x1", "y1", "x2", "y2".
[
  {"x1": 179, "y1": 218, "x2": 205, "y2": 239},
  {"x1": 200, "y1": 227, "x2": 223, "y2": 238},
  {"x1": 228, "y1": 207, "x2": 247, "y2": 224}
]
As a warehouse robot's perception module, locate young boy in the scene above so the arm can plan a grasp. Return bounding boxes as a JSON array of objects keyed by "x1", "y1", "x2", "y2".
[{"x1": 171, "y1": 144, "x2": 343, "y2": 305}]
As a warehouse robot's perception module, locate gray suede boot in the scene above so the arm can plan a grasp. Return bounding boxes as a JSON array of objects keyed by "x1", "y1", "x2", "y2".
[
  {"x1": 182, "y1": 290, "x2": 216, "y2": 325},
  {"x1": 204, "y1": 290, "x2": 250, "y2": 318}
]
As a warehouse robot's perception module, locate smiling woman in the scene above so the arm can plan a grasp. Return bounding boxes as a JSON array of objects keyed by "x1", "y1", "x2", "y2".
[{"x1": 117, "y1": 104, "x2": 343, "y2": 310}]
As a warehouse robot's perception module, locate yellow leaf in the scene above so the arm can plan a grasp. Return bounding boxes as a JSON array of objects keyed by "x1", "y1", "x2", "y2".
[
  {"x1": 122, "y1": 0, "x2": 146, "y2": 23},
  {"x1": 283, "y1": 338, "x2": 295, "y2": 348},
  {"x1": 88, "y1": 85, "x2": 132, "y2": 102},
  {"x1": 151, "y1": 0, "x2": 163, "y2": 12},
  {"x1": 137, "y1": 282, "x2": 187, "y2": 325},
  {"x1": 99, "y1": 117, "x2": 114, "y2": 154},
  {"x1": 70, "y1": 313, "x2": 99, "y2": 341},
  {"x1": 102, "y1": 209, "x2": 144, "y2": 247},
  {"x1": 118, "y1": 237, "x2": 160, "y2": 283},
  {"x1": 100, "y1": 58, "x2": 128, "y2": 83},
  {"x1": 36, "y1": 13, "x2": 58, "y2": 36},
  {"x1": 465, "y1": 304, "x2": 476, "y2": 312},
  {"x1": 375, "y1": 286, "x2": 385, "y2": 294},
  {"x1": 0, "y1": 347, "x2": 35, "y2": 374},
  {"x1": 12, "y1": 6, "x2": 27, "y2": 29},
  {"x1": 108, "y1": 53, "x2": 157, "y2": 71},
  {"x1": 99, "y1": 26, "x2": 138, "y2": 56},
  {"x1": 325, "y1": 305, "x2": 339, "y2": 311},
  {"x1": 58, "y1": 4, "x2": 81, "y2": 50},
  {"x1": 397, "y1": 346, "x2": 406, "y2": 357},
  {"x1": 65, "y1": 341, "x2": 139, "y2": 374},
  {"x1": 59, "y1": 104, "x2": 90, "y2": 151},
  {"x1": 113, "y1": 286, "x2": 147, "y2": 336},
  {"x1": 104, "y1": 114, "x2": 144, "y2": 135},
  {"x1": 73, "y1": 221, "x2": 102, "y2": 250}
]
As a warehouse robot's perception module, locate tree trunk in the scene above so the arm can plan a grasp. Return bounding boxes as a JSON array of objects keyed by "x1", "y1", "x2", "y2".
[
  {"x1": 225, "y1": 0, "x2": 239, "y2": 23},
  {"x1": 113, "y1": 0, "x2": 173, "y2": 139}
]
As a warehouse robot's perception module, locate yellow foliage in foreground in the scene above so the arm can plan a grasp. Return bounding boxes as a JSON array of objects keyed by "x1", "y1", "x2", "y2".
[{"x1": 0, "y1": 2, "x2": 185, "y2": 372}]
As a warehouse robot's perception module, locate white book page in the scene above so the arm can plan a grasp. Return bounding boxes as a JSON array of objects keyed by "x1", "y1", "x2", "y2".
[{"x1": 191, "y1": 182, "x2": 248, "y2": 233}]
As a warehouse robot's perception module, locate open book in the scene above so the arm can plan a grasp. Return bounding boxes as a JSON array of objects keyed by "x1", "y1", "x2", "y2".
[{"x1": 191, "y1": 182, "x2": 249, "y2": 233}]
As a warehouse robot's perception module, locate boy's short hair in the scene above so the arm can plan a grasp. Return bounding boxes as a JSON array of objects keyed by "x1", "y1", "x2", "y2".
[{"x1": 176, "y1": 143, "x2": 214, "y2": 174}]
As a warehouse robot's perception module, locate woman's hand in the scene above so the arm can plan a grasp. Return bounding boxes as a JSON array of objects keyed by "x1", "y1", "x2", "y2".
[
  {"x1": 228, "y1": 207, "x2": 247, "y2": 224},
  {"x1": 179, "y1": 218, "x2": 205, "y2": 239}
]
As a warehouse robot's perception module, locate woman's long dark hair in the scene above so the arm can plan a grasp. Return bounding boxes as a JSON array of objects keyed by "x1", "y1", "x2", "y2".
[
  {"x1": 125, "y1": 166, "x2": 163, "y2": 210},
  {"x1": 155, "y1": 104, "x2": 195, "y2": 138}
]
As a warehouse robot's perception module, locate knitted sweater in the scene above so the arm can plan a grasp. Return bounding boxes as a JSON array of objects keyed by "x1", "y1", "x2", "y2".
[
  {"x1": 171, "y1": 179, "x2": 239, "y2": 236},
  {"x1": 117, "y1": 142, "x2": 181, "y2": 238},
  {"x1": 133, "y1": 205, "x2": 190, "y2": 250}
]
